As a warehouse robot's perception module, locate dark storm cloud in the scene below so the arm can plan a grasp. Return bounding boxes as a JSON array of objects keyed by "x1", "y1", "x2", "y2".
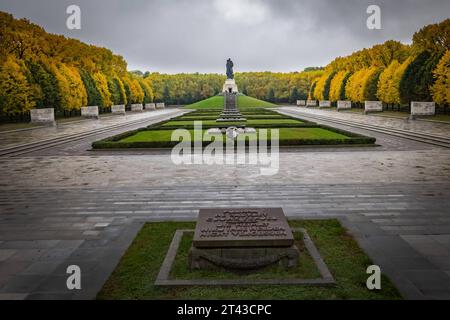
[{"x1": 1, "y1": 0, "x2": 449, "y2": 73}]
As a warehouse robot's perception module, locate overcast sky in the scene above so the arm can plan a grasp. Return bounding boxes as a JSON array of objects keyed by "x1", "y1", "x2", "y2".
[{"x1": 1, "y1": 0, "x2": 449, "y2": 73}]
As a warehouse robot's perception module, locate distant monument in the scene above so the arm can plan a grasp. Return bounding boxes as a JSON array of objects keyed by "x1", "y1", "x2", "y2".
[
  {"x1": 226, "y1": 58, "x2": 234, "y2": 79},
  {"x1": 223, "y1": 58, "x2": 238, "y2": 93}
]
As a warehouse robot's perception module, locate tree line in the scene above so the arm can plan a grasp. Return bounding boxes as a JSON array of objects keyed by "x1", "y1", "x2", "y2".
[
  {"x1": 1, "y1": 11, "x2": 448, "y2": 120},
  {"x1": 308, "y1": 19, "x2": 449, "y2": 109},
  {"x1": 0, "y1": 11, "x2": 153, "y2": 117}
]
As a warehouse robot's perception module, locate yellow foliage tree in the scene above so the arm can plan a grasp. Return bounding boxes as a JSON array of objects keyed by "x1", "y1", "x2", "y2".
[
  {"x1": 329, "y1": 71, "x2": 350, "y2": 102},
  {"x1": 130, "y1": 77, "x2": 144, "y2": 104},
  {"x1": 377, "y1": 57, "x2": 414, "y2": 105},
  {"x1": 92, "y1": 71, "x2": 112, "y2": 107},
  {"x1": 345, "y1": 67, "x2": 382, "y2": 103},
  {"x1": 313, "y1": 71, "x2": 334, "y2": 101},
  {"x1": 137, "y1": 77, "x2": 154, "y2": 104},
  {"x1": 0, "y1": 55, "x2": 36, "y2": 114},
  {"x1": 377, "y1": 60, "x2": 401, "y2": 104},
  {"x1": 49, "y1": 62, "x2": 87, "y2": 110},
  {"x1": 431, "y1": 50, "x2": 450, "y2": 104}
]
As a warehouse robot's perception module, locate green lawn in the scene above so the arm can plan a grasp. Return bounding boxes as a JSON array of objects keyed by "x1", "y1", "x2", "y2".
[
  {"x1": 160, "y1": 119, "x2": 304, "y2": 127},
  {"x1": 185, "y1": 95, "x2": 276, "y2": 109},
  {"x1": 97, "y1": 220, "x2": 401, "y2": 300},
  {"x1": 120, "y1": 127, "x2": 349, "y2": 143},
  {"x1": 92, "y1": 104, "x2": 376, "y2": 149}
]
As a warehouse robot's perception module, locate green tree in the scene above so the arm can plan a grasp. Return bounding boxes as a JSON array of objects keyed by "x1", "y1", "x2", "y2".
[
  {"x1": 26, "y1": 60, "x2": 59, "y2": 108},
  {"x1": 266, "y1": 88, "x2": 275, "y2": 103},
  {"x1": 80, "y1": 70, "x2": 102, "y2": 106},
  {"x1": 400, "y1": 51, "x2": 441, "y2": 103},
  {"x1": 289, "y1": 87, "x2": 300, "y2": 104}
]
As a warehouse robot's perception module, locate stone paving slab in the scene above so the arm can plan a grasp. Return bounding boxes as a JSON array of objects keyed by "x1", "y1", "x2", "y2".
[
  {"x1": 0, "y1": 106, "x2": 449, "y2": 300},
  {"x1": 0, "y1": 182, "x2": 448, "y2": 299}
]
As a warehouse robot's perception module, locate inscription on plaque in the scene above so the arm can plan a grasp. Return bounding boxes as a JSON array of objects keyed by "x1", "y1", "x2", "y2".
[{"x1": 193, "y1": 208, "x2": 294, "y2": 248}]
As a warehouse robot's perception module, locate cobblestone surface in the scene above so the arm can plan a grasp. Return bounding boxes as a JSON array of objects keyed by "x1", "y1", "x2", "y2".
[{"x1": 0, "y1": 107, "x2": 449, "y2": 300}]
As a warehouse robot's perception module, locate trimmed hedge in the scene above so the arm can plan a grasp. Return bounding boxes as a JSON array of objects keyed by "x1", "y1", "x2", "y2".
[{"x1": 92, "y1": 106, "x2": 376, "y2": 149}]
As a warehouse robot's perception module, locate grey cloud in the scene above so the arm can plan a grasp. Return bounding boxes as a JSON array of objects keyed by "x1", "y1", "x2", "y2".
[{"x1": 1, "y1": 0, "x2": 449, "y2": 73}]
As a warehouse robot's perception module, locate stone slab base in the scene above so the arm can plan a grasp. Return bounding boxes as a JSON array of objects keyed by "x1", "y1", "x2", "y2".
[
  {"x1": 189, "y1": 245, "x2": 300, "y2": 271},
  {"x1": 155, "y1": 228, "x2": 335, "y2": 287}
]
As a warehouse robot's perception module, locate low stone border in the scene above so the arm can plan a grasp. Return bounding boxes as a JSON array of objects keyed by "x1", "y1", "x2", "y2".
[{"x1": 155, "y1": 228, "x2": 335, "y2": 287}]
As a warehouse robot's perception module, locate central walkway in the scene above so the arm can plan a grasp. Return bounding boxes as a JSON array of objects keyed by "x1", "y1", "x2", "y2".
[{"x1": 0, "y1": 107, "x2": 449, "y2": 299}]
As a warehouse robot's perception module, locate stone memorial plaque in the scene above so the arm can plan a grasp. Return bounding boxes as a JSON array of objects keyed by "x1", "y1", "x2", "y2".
[
  {"x1": 30, "y1": 108, "x2": 55, "y2": 125},
  {"x1": 337, "y1": 100, "x2": 351, "y2": 110},
  {"x1": 193, "y1": 208, "x2": 294, "y2": 248},
  {"x1": 319, "y1": 100, "x2": 331, "y2": 107},
  {"x1": 411, "y1": 101, "x2": 435, "y2": 116},
  {"x1": 112, "y1": 104, "x2": 126, "y2": 114},
  {"x1": 365, "y1": 101, "x2": 383, "y2": 113},
  {"x1": 306, "y1": 100, "x2": 317, "y2": 107},
  {"x1": 156, "y1": 102, "x2": 165, "y2": 109},
  {"x1": 131, "y1": 104, "x2": 143, "y2": 112},
  {"x1": 81, "y1": 106, "x2": 99, "y2": 118},
  {"x1": 296, "y1": 100, "x2": 306, "y2": 106}
]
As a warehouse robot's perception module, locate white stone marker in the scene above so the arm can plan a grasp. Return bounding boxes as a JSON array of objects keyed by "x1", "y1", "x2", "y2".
[
  {"x1": 131, "y1": 104, "x2": 143, "y2": 112},
  {"x1": 364, "y1": 101, "x2": 383, "y2": 113},
  {"x1": 319, "y1": 100, "x2": 331, "y2": 108},
  {"x1": 145, "y1": 103, "x2": 156, "y2": 110},
  {"x1": 296, "y1": 100, "x2": 306, "y2": 106},
  {"x1": 30, "y1": 108, "x2": 55, "y2": 126},
  {"x1": 156, "y1": 103, "x2": 165, "y2": 109},
  {"x1": 337, "y1": 101, "x2": 352, "y2": 111},
  {"x1": 411, "y1": 102, "x2": 435, "y2": 116},
  {"x1": 306, "y1": 100, "x2": 317, "y2": 107},
  {"x1": 81, "y1": 106, "x2": 99, "y2": 119},
  {"x1": 111, "y1": 105, "x2": 126, "y2": 115}
]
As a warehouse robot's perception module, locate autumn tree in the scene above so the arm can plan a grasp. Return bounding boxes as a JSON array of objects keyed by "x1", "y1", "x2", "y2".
[
  {"x1": 0, "y1": 55, "x2": 36, "y2": 114},
  {"x1": 329, "y1": 71, "x2": 350, "y2": 102},
  {"x1": 92, "y1": 71, "x2": 112, "y2": 107},
  {"x1": 431, "y1": 50, "x2": 450, "y2": 105}
]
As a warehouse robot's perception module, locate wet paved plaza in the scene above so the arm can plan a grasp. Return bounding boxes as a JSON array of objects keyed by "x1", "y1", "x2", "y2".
[{"x1": 0, "y1": 108, "x2": 449, "y2": 299}]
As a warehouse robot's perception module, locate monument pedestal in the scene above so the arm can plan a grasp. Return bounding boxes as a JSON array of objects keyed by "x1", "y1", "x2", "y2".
[
  {"x1": 188, "y1": 208, "x2": 300, "y2": 271},
  {"x1": 222, "y1": 79, "x2": 239, "y2": 93}
]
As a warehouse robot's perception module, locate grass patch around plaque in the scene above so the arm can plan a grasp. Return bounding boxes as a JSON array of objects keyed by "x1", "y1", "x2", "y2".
[{"x1": 97, "y1": 219, "x2": 402, "y2": 300}]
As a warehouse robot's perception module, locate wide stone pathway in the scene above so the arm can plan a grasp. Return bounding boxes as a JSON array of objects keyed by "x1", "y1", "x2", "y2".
[
  {"x1": 279, "y1": 106, "x2": 450, "y2": 138},
  {"x1": 0, "y1": 109, "x2": 183, "y2": 149},
  {"x1": 0, "y1": 107, "x2": 449, "y2": 300}
]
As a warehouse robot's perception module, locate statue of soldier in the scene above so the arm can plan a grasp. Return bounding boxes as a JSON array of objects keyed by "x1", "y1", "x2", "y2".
[{"x1": 226, "y1": 58, "x2": 234, "y2": 79}]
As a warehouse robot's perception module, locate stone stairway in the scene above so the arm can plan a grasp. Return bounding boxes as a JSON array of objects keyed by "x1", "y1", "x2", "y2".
[{"x1": 216, "y1": 93, "x2": 247, "y2": 122}]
